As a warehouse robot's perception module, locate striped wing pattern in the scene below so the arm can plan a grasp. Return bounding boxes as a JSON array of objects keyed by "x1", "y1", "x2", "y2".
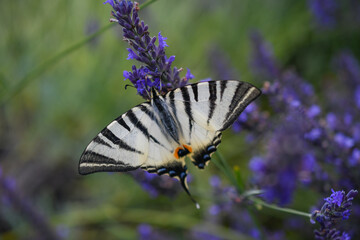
[
  {"x1": 79, "y1": 104, "x2": 149, "y2": 175},
  {"x1": 163, "y1": 80, "x2": 261, "y2": 168},
  {"x1": 79, "y1": 80, "x2": 261, "y2": 199}
]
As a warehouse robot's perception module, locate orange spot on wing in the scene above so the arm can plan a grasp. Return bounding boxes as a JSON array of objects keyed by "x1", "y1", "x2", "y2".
[
  {"x1": 183, "y1": 144, "x2": 192, "y2": 153},
  {"x1": 174, "y1": 147, "x2": 182, "y2": 159}
]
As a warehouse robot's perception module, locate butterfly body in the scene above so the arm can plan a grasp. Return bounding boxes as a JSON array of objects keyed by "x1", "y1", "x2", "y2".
[{"x1": 79, "y1": 80, "x2": 261, "y2": 199}]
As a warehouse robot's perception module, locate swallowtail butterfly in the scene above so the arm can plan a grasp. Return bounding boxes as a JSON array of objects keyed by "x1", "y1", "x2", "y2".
[{"x1": 79, "y1": 80, "x2": 261, "y2": 206}]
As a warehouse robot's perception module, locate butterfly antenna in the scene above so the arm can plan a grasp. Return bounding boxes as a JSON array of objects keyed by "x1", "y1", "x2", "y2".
[
  {"x1": 140, "y1": 80, "x2": 151, "y2": 99},
  {"x1": 159, "y1": 74, "x2": 164, "y2": 93},
  {"x1": 124, "y1": 84, "x2": 135, "y2": 90},
  {"x1": 180, "y1": 174, "x2": 200, "y2": 209}
]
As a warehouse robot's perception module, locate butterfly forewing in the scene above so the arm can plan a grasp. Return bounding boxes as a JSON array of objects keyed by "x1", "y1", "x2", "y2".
[
  {"x1": 79, "y1": 104, "x2": 150, "y2": 174},
  {"x1": 166, "y1": 80, "x2": 261, "y2": 131},
  {"x1": 135, "y1": 103, "x2": 180, "y2": 171}
]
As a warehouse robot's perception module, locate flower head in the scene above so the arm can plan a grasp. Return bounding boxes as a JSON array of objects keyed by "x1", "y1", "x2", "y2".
[
  {"x1": 104, "y1": 0, "x2": 193, "y2": 99},
  {"x1": 250, "y1": 31, "x2": 280, "y2": 79},
  {"x1": 311, "y1": 189, "x2": 357, "y2": 239}
]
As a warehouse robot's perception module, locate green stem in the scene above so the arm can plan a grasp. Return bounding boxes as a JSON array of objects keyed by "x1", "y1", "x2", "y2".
[
  {"x1": 214, "y1": 151, "x2": 243, "y2": 193},
  {"x1": 139, "y1": 0, "x2": 159, "y2": 9},
  {"x1": 1, "y1": 0, "x2": 158, "y2": 105},
  {"x1": 249, "y1": 196, "x2": 311, "y2": 218}
]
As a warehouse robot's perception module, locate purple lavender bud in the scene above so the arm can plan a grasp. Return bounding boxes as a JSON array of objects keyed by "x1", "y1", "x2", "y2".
[
  {"x1": 207, "y1": 46, "x2": 240, "y2": 80},
  {"x1": 311, "y1": 189, "x2": 358, "y2": 238},
  {"x1": 103, "y1": 0, "x2": 115, "y2": 8},
  {"x1": 326, "y1": 113, "x2": 337, "y2": 130},
  {"x1": 134, "y1": 16, "x2": 140, "y2": 26},
  {"x1": 249, "y1": 156, "x2": 266, "y2": 173},
  {"x1": 335, "y1": 51, "x2": 360, "y2": 86},
  {"x1": 304, "y1": 128, "x2": 322, "y2": 141},
  {"x1": 348, "y1": 148, "x2": 360, "y2": 167},
  {"x1": 128, "y1": 169, "x2": 180, "y2": 198},
  {"x1": 355, "y1": 86, "x2": 360, "y2": 109},
  {"x1": 334, "y1": 133, "x2": 355, "y2": 149},
  {"x1": 138, "y1": 224, "x2": 152, "y2": 239},
  {"x1": 302, "y1": 153, "x2": 317, "y2": 171},
  {"x1": 126, "y1": 48, "x2": 138, "y2": 60},
  {"x1": 158, "y1": 32, "x2": 168, "y2": 49},
  {"x1": 104, "y1": 1, "x2": 193, "y2": 99},
  {"x1": 0, "y1": 171, "x2": 61, "y2": 239},
  {"x1": 307, "y1": 104, "x2": 321, "y2": 118},
  {"x1": 123, "y1": 70, "x2": 130, "y2": 79},
  {"x1": 191, "y1": 230, "x2": 223, "y2": 240},
  {"x1": 185, "y1": 68, "x2": 194, "y2": 80},
  {"x1": 314, "y1": 228, "x2": 351, "y2": 240},
  {"x1": 209, "y1": 175, "x2": 221, "y2": 188},
  {"x1": 325, "y1": 189, "x2": 344, "y2": 207},
  {"x1": 208, "y1": 204, "x2": 221, "y2": 216},
  {"x1": 308, "y1": 0, "x2": 338, "y2": 27},
  {"x1": 250, "y1": 30, "x2": 280, "y2": 79}
]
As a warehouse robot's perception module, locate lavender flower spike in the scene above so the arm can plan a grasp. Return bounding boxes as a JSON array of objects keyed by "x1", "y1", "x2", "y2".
[
  {"x1": 311, "y1": 189, "x2": 358, "y2": 240},
  {"x1": 308, "y1": 0, "x2": 338, "y2": 28},
  {"x1": 0, "y1": 167, "x2": 60, "y2": 240},
  {"x1": 104, "y1": 0, "x2": 194, "y2": 99}
]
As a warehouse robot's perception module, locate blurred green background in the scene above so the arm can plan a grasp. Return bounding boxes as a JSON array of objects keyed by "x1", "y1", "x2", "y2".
[{"x1": 1, "y1": 0, "x2": 358, "y2": 239}]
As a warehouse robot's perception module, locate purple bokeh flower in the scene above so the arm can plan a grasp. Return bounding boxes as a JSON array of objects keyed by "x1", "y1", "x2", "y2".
[
  {"x1": 208, "y1": 45, "x2": 240, "y2": 80},
  {"x1": 242, "y1": 32, "x2": 360, "y2": 211},
  {"x1": 250, "y1": 31, "x2": 280, "y2": 79},
  {"x1": 0, "y1": 167, "x2": 61, "y2": 239},
  {"x1": 129, "y1": 169, "x2": 180, "y2": 198},
  {"x1": 137, "y1": 224, "x2": 170, "y2": 240},
  {"x1": 335, "y1": 52, "x2": 360, "y2": 86},
  {"x1": 308, "y1": 0, "x2": 338, "y2": 27}
]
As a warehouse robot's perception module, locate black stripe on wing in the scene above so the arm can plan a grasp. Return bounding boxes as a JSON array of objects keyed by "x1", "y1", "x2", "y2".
[
  {"x1": 101, "y1": 128, "x2": 143, "y2": 154},
  {"x1": 166, "y1": 90, "x2": 185, "y2": 143},
  {"x1": 93, "y1": 136, "x2": 112, "y2": 148},
  {"x1": 191, "y1": 84, "x2": 199, "y2": 102},
  {"x1": 221, "y1": 83, "x2": 261, "y2": 131},
  {"x1": 220, "y1": 80, "x2": 227, "y2": 101},
  {"x1": 180, "y1": 86, "x2": 194, "y2": 135},
  {"x1": 126, "y1": 109, "x2": 163, "y2": 146},
  {"x1": 138, "y1": 102, "x2": 176, "y2": 145},
  {"x1": 116, "y1": 116, "x2": 131, "y2": 132},
  {"x1": 207, "y1": 81, "x2": 217, "y2": 124},
  {"x1": 79, "y1": 151, "x2": 139, "y2": 175}
]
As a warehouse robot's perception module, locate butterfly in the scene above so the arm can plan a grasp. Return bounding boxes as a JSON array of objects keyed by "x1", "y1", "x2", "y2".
[{"x1": 79, "y1": 80, "x2": 261, "y2": 206}]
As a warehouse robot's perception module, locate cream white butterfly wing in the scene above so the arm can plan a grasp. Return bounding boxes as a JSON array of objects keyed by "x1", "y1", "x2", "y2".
[
  {"x1": 79, "y1": 102, "x2": 186, "y2": 176},
  {"x1": 79, "y1": 103, "x2": 156, "y2": 175},
  {"x1": 79, "y1": 80, "x2": 261, "y2": 202},
  {"x1": 163, "y1": 80, "x2": 261, "y2": 168}
]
